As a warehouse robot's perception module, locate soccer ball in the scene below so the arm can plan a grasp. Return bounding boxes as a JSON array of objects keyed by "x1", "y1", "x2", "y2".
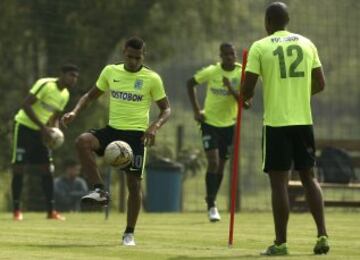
[
  {"x1": 47, "y1": 127, "x2": 64, "y2": 149},
  {"x1": 104, "y1": 140, "x2": 133, "y2": 168}
]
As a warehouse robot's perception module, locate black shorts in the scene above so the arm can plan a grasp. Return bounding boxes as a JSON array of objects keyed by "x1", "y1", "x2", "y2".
[
  {"x1": 89, "y1": 125, "x2": 145, "y2": 177},
  {"x1": 12, "y1": 122, "x2": 52, "y2": 165},
  {"x1": 262, "y1": 125, "x2": 316, "y2": 173},
  {"x1": 200, "y1": 122, "x2": 234, "y2": 160}
]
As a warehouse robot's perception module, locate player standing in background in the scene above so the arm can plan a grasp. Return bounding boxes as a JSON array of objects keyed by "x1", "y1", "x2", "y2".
[
  {"x1": 241, "y1": 2, "x2": 329, "y2": 255},
  {"x1": 187, "y1": 43, "x2": 249, "y2": 222},
  {"x1": 11, "y1": 64, "x2": 79, "y2": 221},
  {"x1": 61, "y1": 37, "x2": 171, "y2": 246}
]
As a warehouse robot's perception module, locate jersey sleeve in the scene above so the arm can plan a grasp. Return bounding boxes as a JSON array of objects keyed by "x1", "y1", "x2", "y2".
[
  {"x1": 310, "y1": 42, "x2": 322, "y2": 69},
  {"x1": 29, "y1": 79, "x2": 50, "y2": 99},
  {"x1": 194, "y1": 65, "x2": 214, "y2": 84},
  {"x1": 96, "y1": 66, "x2": 110, "y2": 91},
  {"x1": 150, "y1": 73, "x2": 166, "y2": 101},
  {"x1": 245, "y1": 42, "x2": 261, "y2": 75}
]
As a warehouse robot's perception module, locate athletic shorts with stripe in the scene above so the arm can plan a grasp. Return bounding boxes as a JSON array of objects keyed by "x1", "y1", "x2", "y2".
[
  {"x1": 89, "y1": 125, "x2": 145, "y2": 177},
  {"x1": 262, "y1": 125, "x2": 316, "y2": 173},
  {"x1": 12, "y1": 122, "x2": 52, "y2": 165},
  {"x1": 200, "y1": 122, "x2": 234, "y2": 160}
]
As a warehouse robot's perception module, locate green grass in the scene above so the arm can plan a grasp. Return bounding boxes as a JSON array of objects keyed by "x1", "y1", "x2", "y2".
[{"x1": 0, "y1": 211, "x2": 359, "y2": 259}]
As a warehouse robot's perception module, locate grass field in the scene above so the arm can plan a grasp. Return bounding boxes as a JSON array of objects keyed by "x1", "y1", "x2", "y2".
[{"x1": 0, "y1": 210, "x2": 359, "y2": 260}]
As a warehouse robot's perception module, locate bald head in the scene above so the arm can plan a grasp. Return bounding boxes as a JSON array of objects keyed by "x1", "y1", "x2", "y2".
[{"x1": 265, "y1": 2, "x2": 289, "y2": 34}]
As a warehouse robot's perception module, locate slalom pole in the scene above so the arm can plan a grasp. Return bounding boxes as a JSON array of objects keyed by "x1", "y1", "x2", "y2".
[{"x1": 228, "y1": 48, "x2": 248, "y2": 247}]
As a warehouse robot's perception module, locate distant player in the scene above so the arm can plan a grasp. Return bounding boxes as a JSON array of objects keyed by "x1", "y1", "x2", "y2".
[
  {"x1": 61, "y1": 37, "x2": 171, "y2": 246},
  {"x1": 11, "y1": 64, "x2": 79, "y2": 221},
  {"x1": 241, "y1": 2, "x2": 329, "y2": 255},
  {"x1": 187, "y1": 43, "x2": 248, "y2": 222}
]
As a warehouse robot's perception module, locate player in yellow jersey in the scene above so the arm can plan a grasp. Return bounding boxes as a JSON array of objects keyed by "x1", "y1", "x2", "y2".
[
  {"x1": 11, "y1": 64, "x2": 79, "y2": 221},
  {"x1": 241, "y1": 2, "x2": 329, "y2": 256},
  {"x1": 187, "y1": 43, "x2": 248, "y2": 222},
  {"x1": 61, "y1": 37, "x2": 171, "y2": 246}
]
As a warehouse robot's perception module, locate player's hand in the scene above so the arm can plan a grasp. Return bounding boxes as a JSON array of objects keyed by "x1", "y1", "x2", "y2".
[
  {"x1": 243, "y1": 98, "x2": 252, "y2": 109},
  {"x1": 142, "y1": 123, "x2": 159, "y2": 147},
  {"x1": 194, "y1": 110, "x2": 205, "y2": 123},
  {"x1": 61, "y1": 111, "x2": 77, "y2": 128},
  {"x1": 41, "y1": 126, "x2": 53, "y2": 145}
]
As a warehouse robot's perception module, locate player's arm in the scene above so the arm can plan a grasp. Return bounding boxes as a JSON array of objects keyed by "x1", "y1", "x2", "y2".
[
  {"x1": 21, "y1": 94, "x2": 53, "y2": 140},
  {"x1": 241, "y1": 72, "x2": 259, "y2": 102},
  {"x1": 61, "y1": 86, "x2": 104, "y2": 127},
  {"x1": 142, "y1": 97, "x2": 171, "y2": 146},
  {"x1": 186, "y1": 77, "x2": 205, "y2": 122},
  {"x1": 223, "y1": 76, "x2": 239, "y2": 100},
  {"x1": 22, "y1": 94, "x2": 46, "y2": 129},
  {"x1": 48, "y1": 112, "x2": 61, "y2": 128},
  {"x1": 222, "y1": 77, "x2": 252, "y2": 109},
  {"x1": 311, "y1": 67, "x2": 325, "y2": 95}
]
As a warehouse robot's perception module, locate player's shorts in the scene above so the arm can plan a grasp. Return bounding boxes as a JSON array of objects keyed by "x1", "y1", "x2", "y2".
[
  {"x1": 11, "y1": 122, "x2": 52, "y2": 165},
  {"x1": 89, "y1": 125, "x2": 145, "y2": 177},
  {"x1": 200, "y1": 122, "x2": 234, "y2": 160},
  {"x1": 262, "y1": 125, "x2": 316, "y2": 173}
]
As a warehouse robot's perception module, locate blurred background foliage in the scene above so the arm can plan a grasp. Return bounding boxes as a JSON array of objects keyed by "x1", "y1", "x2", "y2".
[{"x1": 0, "y1": 0, "x2": 359, "y2": 211}]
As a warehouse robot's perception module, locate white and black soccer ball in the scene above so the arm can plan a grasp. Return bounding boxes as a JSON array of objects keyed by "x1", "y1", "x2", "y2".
[
  {"x1": 47, "y1": 127, "x2": 64, "y2": 150},
  {"x1": 104, "y1": 140, "x2": 133, "y2": 168}
]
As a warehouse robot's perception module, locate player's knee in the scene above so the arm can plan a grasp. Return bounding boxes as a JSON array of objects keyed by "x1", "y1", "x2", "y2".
[
  {"x1": 127, "y1": 180, "x2": 141, "y2": 195},
  {"x1": 12, "y1": 165, "x2": 25, "y2": 175},
  {"x1": 207, "y1": 160, "x2": 219, "y2": 173},
  {"x1": 298, "y1": 169, "x2": 315, "y2": 184},
  {"x1": 28, "y1": 164, "x2": 54, "y2": 175},
  {"x1": 75, "y1": 133, "x2": 92, "y2": 151},
  {"x1": 128, "y1": 186, "x2": 141, "y2": 199}
]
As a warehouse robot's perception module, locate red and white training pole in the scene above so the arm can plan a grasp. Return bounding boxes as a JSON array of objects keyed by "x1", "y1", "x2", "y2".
[{"x1": 228, "y1": 48, "x2": 248, "y2": 247}]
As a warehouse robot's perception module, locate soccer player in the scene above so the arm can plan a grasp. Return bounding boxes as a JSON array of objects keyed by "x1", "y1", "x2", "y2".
[
  {"x1": 11, "y1": 64, "x2": 79, "y2": 221},
  {"x1": 241, "y1": 2, "x2": 329, "y2": 255},
  {"x1": 187, "y1": 43, "x2": 248, "y2": 222},
  {"x1": 61, "y1": 37, "x2": 171, "y2": 246}
]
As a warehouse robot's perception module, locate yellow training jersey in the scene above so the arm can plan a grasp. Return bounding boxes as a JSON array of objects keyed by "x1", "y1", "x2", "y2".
[
  {"x1": 96, "y1": 64, "x2": 166, "y2": 131},
  {"x1": 246, "y1": 30, "x2": 322, "y2": 126},
  {"x1": 194, "y1": 62, "x2": 242, "y2": 127},
  {"x1": 15, "y1": 78, "x2": 70, "y2": 130}
]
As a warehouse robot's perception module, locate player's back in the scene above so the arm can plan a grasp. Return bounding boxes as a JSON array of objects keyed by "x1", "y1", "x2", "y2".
[{"x1": 247, "y1": 30, "x2": 322, "y2": 126}]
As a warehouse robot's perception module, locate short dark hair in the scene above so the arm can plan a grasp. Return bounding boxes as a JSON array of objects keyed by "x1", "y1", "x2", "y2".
[
  {"x1": 124, "y1": 37, "x2": 145, "y2": 50},
  {"x1": 265, "y1": 2, "x2": 289, "y2": 28},
  {"x1": 61, "y1": 63, "x2": 79, "y2": 74},
  {"x1": 219, "y1": 42, "x2": 234, "y2": 52},
  {"x1": 63, "y1": 158, "x2": 78, "y2": 168}
]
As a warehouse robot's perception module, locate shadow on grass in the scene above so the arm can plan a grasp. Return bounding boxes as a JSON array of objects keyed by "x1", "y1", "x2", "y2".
[
  {"x1": 168, "y1": 254, "x2": 311, "y2": 259},
  {"x1": 22, "y1": 243, "x2": 118, "y2": 248}
]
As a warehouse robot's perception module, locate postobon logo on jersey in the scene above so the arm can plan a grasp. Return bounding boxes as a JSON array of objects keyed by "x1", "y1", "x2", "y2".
[
  {"x1": 111, "y1": 90, "x2": 143, "y2": 102},
  {"x1": 210, "y1": 87, "x2": 230, "y2": 96}
]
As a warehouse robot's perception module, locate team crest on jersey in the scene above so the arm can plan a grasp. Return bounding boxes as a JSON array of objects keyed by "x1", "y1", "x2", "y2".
[{"x1": 134, "y1": 79, "x2": 143, "y2": 90}]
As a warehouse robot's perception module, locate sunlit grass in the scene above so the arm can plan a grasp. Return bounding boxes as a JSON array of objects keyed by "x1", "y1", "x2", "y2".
[{"x1": 0, "y1": 211, "x2": 359, "y2": 259}]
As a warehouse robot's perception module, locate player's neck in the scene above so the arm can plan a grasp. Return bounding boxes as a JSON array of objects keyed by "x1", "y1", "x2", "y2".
[
  {"x1": 269, "y1": 27, "x2": 287, "y2": 35},
  {"x1": 56, "y1": 79, "x2": 66, "y2": 90},
  {"x1": 124, "y1": 64, "x2": 143, "y2": 73},
  {"x1": 221, "y1": 63, "x2": 235, "y2": 71}
]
